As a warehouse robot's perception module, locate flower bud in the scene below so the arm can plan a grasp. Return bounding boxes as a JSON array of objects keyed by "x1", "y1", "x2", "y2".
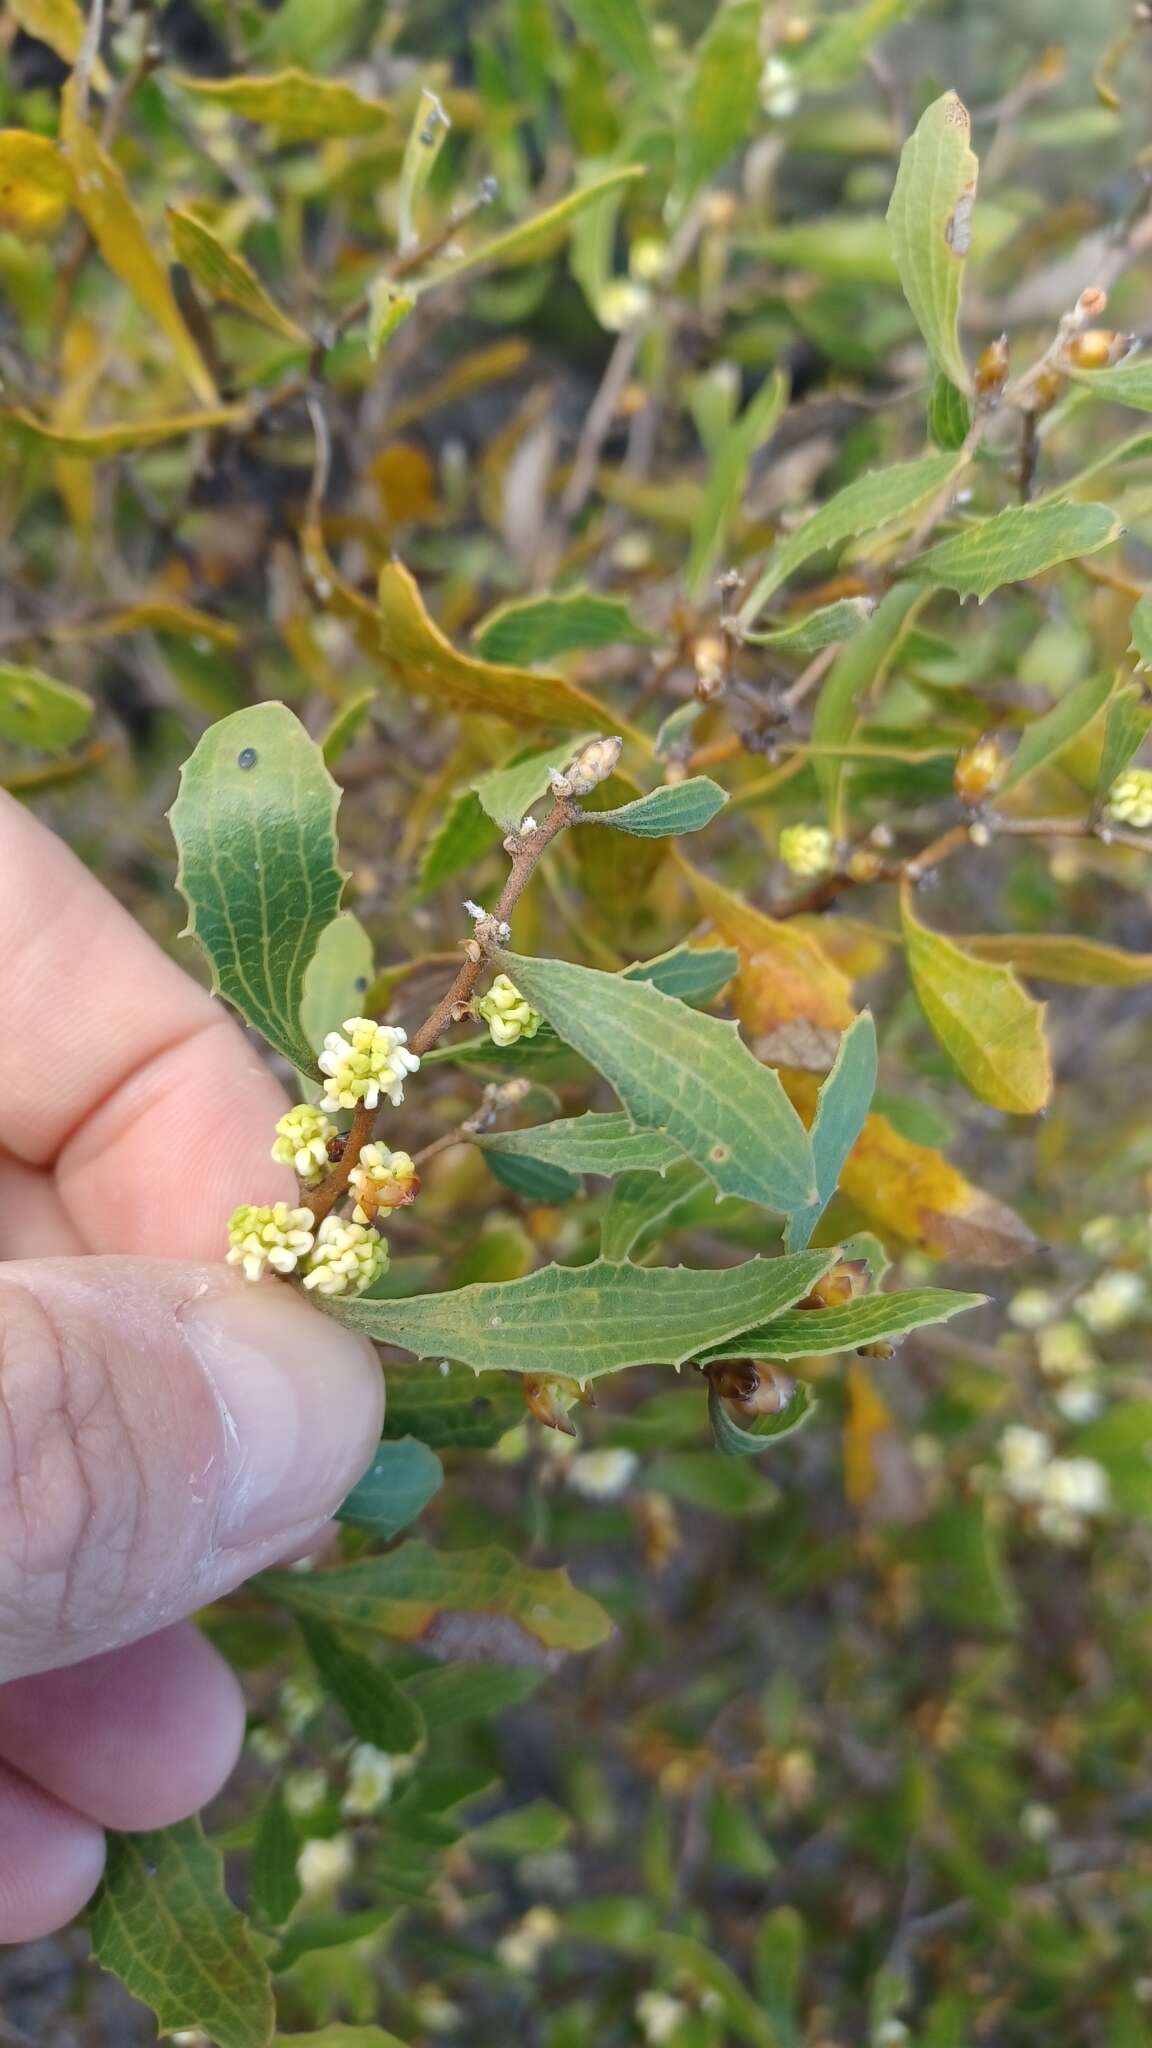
[
  {"x1": 845, "y1": 847, "x2": 886, "y2": 884},
  {"x1": 553, "y1": 734, "x2": 624, "y2": 797},
  {"x1": 524, "y1": 1375, "x2": 584, "y2": 1434},
  {"x1": 704, "y1": 1359, "x2": 795, "y2": 1417},
  {"x1": 856, "y1": 1340, "x2": 896, "y2": 1360},
  {"x1": 953, "y1": 733, "x2": 1007, "y2": 806},
  {"x1": 797, "y1": 1259, "x2": 870, "y2": 1311},
  {"x1": 1067, "y1": 328, "x2": 1131, "y2": 370},
  {"x1": 226, "y1": 1202, "x2": 315, "y2": 1282},
  {"x1": 349, "y1": 1143, "x2": 419, "y2": 1225},
  {"x1": 301, "y1": 1215, "x2": 388, "y2": 1298},
  {"x1": 1107, "y1": 766, "x2": 1152, "y2": 828},
  {"x1": 476, "y1": 973, "x2": 544, "y2": 1048},
  {"x1": 318, "y1": 1017, "x2": 420, "y2": 1112},
  {"x1": 1029, "y1": 367, "x2": 1065, "y2": 416},
  {"x1": 974, "y1": 333, "x2": 1009, "y2": 399},
  {"x1": 272, "y1": 1103, "x2": 338, "y2": 1183},
  {"x1": 779, "y1": 823, "x2": 835, "y2": 879}
]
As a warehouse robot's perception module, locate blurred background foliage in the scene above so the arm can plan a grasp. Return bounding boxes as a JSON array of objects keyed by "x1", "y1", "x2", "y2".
[{"x1": 6, "y1": 0, "x2": 1152, "y2": 2043}]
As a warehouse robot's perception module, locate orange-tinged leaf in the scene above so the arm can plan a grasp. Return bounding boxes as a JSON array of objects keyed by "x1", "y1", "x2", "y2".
[
  {"x1": 0, "y1": 406, "x2": 247, "y2": 458},
  {"x1": 173, "y1": 68, "x2": 393, "y2": 141},
  {"x1": 783, "y1": 1071, "x2": 1037, "y2": 1265},
  {"x1": 901, "y1": 881, "x2": 1052, "y2": 1115},
  {"x1": 0, "y1": 131, "x2": 73, "y2": 237},
  {"x1": 302, "y1": 534, "x2": 623, "y2": 733},
  {"x1": 680, "y1": 860, "x2": 856, "y2": 1034},
  {"x1": 59, "y1": 82, "x2": 216, "y2": 405}
]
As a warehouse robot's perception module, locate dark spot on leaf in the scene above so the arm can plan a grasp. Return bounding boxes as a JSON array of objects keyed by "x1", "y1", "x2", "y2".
[
  {"x1": 710, "y1": 1143, "x2": 730, "y2": 1163},
  {"x1": 355, "y1": 976, "x2": 368, "y2": 992},
  {"x1": 237, "y1": 746, "x2": 257, "y2": 769}
]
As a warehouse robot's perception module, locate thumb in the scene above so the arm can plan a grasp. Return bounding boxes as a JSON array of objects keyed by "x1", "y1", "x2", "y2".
[{"x1": 0, "y1": 1257, "x2": 383, "y2": 1683}]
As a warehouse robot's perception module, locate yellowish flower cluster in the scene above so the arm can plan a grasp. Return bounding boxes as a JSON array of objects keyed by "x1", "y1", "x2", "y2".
[
  {"x1": 271, "y1": 1103, "x2": 336, "y2": 1182},
  {"x1": 1107, "y1": 767, "x2": 1152, "y2": 828},
  {"x1": 226, "y1": 1203, "x2": 316, "y2": 1282},
  {"x1": 779, "y1": 823, "x2": 834, "y2": 879},
  {"x1": 318, "y1": 1016, "x2": 420, "y2": 1111},
  {"x1": 476, "y1": 973, "x2": 543, "y2": 1048},
  {"x1": 349, "y1": 1142, "x2": 419, "y2": 1225},
  {"x1": 300, "y1": 1216, "x2": 388, "y2": 1298}
]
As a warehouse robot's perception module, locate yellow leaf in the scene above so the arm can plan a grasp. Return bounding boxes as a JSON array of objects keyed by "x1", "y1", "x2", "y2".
[
  {"x1": 964, "y1": 932, "x2": 1152, "y2": 987},
  {"x1": 9, "y1": 0, "x2": 84, "y2": 64},
  {"x1": 59, "y1": 82, "x2": 216, "y2": 405},
  {"x1": 783, "y1": 1071, "x2": 1037, "y2": 1266},
  {"x1": 679, "y1": 859, "x2": 856, "y2": 1034},
  {"x1": 52, "y1": 599, "x2": 241, "y2": 649},
  {"x1": 1, "y1": 405, "x2": 247, "y2": 458},
  {"x1": 302, "y1": 534, "x2": 625, "y2": 733},
  {"x1": 51, "y1": 314, "x2": 103, "y2": 535},
  {"x1": 0, "y1": 131, "x2": 73, "y2": 237},
  {"x1": 172, "y1": 68, "x2": 393, "y2": 141},
  {"x1": 900, "y1": 881, "x2": 1052, "y2": 1115},
  {"x1": 167, "y1": 207, "x2": 307, "y2": 343},
  {"x1": 844, "y1": 1361, "x2": 894, "y2": 1508}
]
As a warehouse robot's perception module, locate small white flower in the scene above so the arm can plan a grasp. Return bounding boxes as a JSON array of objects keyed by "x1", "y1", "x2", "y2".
[
  {"x1": 302, "y1": 1215, "x2": 388, "y2": 1298},
  {"x1": 1075, "y1": 1268, "x2": 1146, "y2": 1334},
  {"x1": 597, "y1": 277, "x2": 651, "y2": 331},
  {"x1": 760, "y1": 54, "x2": 799, "y2": 118},
  {"x1": 566, "y1": 1448, "x2": 638, "y2": 1500},
  {"x1": 412, "y1": 1986, "x2": 463, "y2": 2029},
  {"x1": 1007, "y1": 1286, "x2": 1058, "y2": 1330},
  {"x1": 636, "y1": 1990, "x2": 688, "y2": 2045},
  {"x1": 1020, "y1": 1801, "x2": 1059, "y2": 1843},
  {"x1": 476, "y1": 974, "x2": 543, "y2": 1049},
  {"x1": 278, "y1": 1675, "x2": 324, "y2": 1736},
  {"x1": 1037, "y1": 1320, "x2": 1096, "y2": 1379},
  {"x1": 283, "y1": 1767, "x2": 328, "y2": 1818},
  {"x1": 226, "y1": 1202, "x2": 315, "y2": 1282},
  {"x1": 342, "y1": 1743, "x2": 397, "y2": 1818},
  {"x1": 998, "y1": 1424, "x2": 1052, "y2": 1502},
  {"x1": 779, "y1": 823, "x2": 834, "y2": 879},
  {"x1": 495, "y1": 1905, "x2": 561, "y2": 1974},
  {"x1": 248, "y1": 1725, "x2": 289, "y2": 1769},
  {"x1": 874, "y1": 2024, "x2": 911, "y2": 2048},
  {"x1": 1108, "y1": 766, "x2": 1152, "y2": 828},
  {"x1": 271, "y1": 1103, "x2": 337, "y2": 1183},
  {"x1": 1040, "y1": 1456, "x2": 1110, "y2": 1517},
  {"x1": 349, "y1": 1142, "x2": 419, "y2": 1225},
  {"x1": 1054, "y1": 1382, "x2": 1105, "y2": 1424},
  {"x1": 317, "y1": 1016, "x2": 420, "y2": 1112},
  {"x1": 295, "y1": 1832, "x2": 354, "y2": 1902}
]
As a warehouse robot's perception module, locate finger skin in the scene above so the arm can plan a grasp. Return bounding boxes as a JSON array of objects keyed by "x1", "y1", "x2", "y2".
[
  {"x1": 0, "y1": 1624, "x2": 245, "y2": 1832},
  {"x1": 0, "y1": 1763, "x2": 105, "y2": 1944}
]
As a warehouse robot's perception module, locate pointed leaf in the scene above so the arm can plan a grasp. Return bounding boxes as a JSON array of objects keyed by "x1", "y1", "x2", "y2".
[
  {"x1": 557, "y1": 0, "x2": 657, "y2": 83},
  {"x1": 709, "y1": 1380, "x2": 819, "y2": 1457},
  {"x1": 886, "y1": 90, "x2": 978, "y2": 393},
  {"x1": 250, "y1": 1791, "x2": 301, "y2": 1930},
  {"x1": 473, "y1": 589, "x2": 655, "y2": 665},
  {"x1": 168, "y1": 208, "x2": 307, "y2": 342},
  {"x1": 622, "y1": 942, "x2": 738, "y2": 1005},
  {"x1": 89, "y1": 1820, "x2": 275, "y2": 2048},
  {"x1": 600, "y1": 1159, "x2": 710, "y2": 1261},
  {"x1": 912, "y1": 502, "x2": 1122, "y2": 600},
  {"x1": 583, "y1": 776, "x2": 727, "y2": 837},
  {"x1": 429, "y1": 166, "x2": 647, "y2": 283},
  {"x1": 174, "y1": 68, "x2": 394, "y2": 140},
  {"x1": 901, "y1": 883, "x2": 1052, "y2": 1114},
  {"x1": 738, "y1": 452, "x2": 959, "y2": 621},
  {"x1": 396, "y1": 88, "x2": 451, "y2": 253},
  {"x1": 927, "y1": 370, "x2": 972, "y2": 449},
  {"x1": 0, "y1": 662, "x2": 92, "y2": 750},
  {"x1": 170, "y1": 703, "x2": 346, "y2": 1074},
  {"x1": 60, "y1": 83, "x2": 215, "y2": 404},
  {"x1": 811, "y1": 583, "x2": 927, "y2": 827},
  {"x1": 676, "y1": 0, "x2": 763, "y2": 201},
  {"x1": 964, "y1": 932, "x2": 1152, "y2": 986},
  {"x1": 701, "y1": 1286, "x2": 985, "y2": 1361},
  {"x1": 479, "y1": 1111, "x2": 685, "y2": 1177},
  {"x1": 1095, "y1": 680, "x2": 1152, "y2": 804},
  {"x1": 786, "y1": 1013, "x2": 878, "y2": 1251},
  {"x1": 497, "y1": 950, "x2": 818, "y2": 1214},
  {"x1": 688, "y1": 369, "x2": 789, "y2": 599},
  {"x1": 260, "y1": 1541, "x2": 613, "y2": 1653},
  {"x1": 740, "y1": 596, "x2": 876, "y2": 656},
  {"x1": 337, "y1": 1437, "x2": 444, "y2": 1540},
  {"x1": 301, "y1": 1618, "x2": 424, "y2": 1753},
  {"x1": 0, "y1": 404, "x2": 248, "y2": 457},
  {"x1": 418, "y1": 787, "x2": 496, "y2": 895},
  {"x1": 1001, "y1": 668, "x2": 1113, "y2": 789}
]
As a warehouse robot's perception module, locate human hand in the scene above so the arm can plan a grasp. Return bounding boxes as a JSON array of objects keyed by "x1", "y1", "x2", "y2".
[{"x1": 0, "y1": 790, "x2": 383, "y2": 1941}]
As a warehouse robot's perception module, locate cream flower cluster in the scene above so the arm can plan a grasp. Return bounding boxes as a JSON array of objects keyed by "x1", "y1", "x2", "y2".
[
  {"x1": 998, "y1": 1425, "x2": 1110, "y2": 1544},
  {"x1": 779, "y1": 823, "x2": 834, "y2": 879},
  {"x1": 318, "y1": 1016, "x2": 420, "y2": 1111},
  {"x1": 349, "y1": 1142, "x2": 418, "y2": 1225},
  {"x1": 1108, "y1": 766, "x2": 1152, "y2": 828},
  {"x1": 271, "y1": 1103, "x2": 336, "y2": 1182},
  {"x1": 226, "y1": 1202, "x2": 316, "y2": 1282},
  {"x1": 301, "y1": 1215, "x2": 388, "y2": 1297},
  {"x1": 476, "y1": 973, "x2": 543, "y2": 1048}
]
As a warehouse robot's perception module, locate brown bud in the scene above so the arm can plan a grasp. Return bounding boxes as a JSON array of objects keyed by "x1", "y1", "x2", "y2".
[
  {"x1": 523, "y1": 1376, "x2": 581, "y2": 1435},
  {"x1": 1075, "y1": 285, "x2": 1108, "y2": 322},
  {"x1": 693, "y1": 632, "x2": 729, "y2": 699},
  {"x1": 326, "y1": 1135, "x2": 347, "y2": 1162},
  {"x1": 797, "y1": 1259, "x2": 870, "y2": 1312},
  {"x1": 374, "y1": 1173, "x2": 420, "y2": 1212},
  {"x1": 845, "y1": 847, "x2": 886, "y2": 885},
  {"x1": 1067, "y1": 328, "x2": 1131, "y2": 370},
  {"x1": 953, "y1": 733, "x2": 1007, "y2": 806},
  {"x1": 856, "y1": 1341, "x2": 896, "y2": 1360},
  {"x1": 705, "y1": 1358, "x2": 795, "y2": 1416},
  {"x1": 974, "y1": 333, "x2": 1009, "y2": 399},
  {"x1": 1029, "y1": 367, "x2": 1065, "y2": 416}
]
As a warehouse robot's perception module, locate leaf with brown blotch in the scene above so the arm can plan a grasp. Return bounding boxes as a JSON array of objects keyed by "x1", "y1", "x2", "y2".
[{"x1": 679, "y1": 860, "x2": 856, "y2": 1034}]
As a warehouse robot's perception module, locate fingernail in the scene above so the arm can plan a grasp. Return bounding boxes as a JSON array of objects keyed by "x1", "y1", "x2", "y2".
[{"x1": 179, "y1": 1285, "x2": 384, "y2": 1549}]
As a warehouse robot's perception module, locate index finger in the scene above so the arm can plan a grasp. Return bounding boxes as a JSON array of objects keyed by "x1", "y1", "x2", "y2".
[{"x1": 0, "y1": 791, "x2": 291, "y2": 1258}]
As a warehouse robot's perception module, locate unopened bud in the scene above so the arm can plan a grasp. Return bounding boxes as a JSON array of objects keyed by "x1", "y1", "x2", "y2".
[
  {"x1": 845, "y1": 847, "x2": 886, "y2": 884},
  {"x1": 554, "y1": 735, "x2": 623, "y2": 797},
  {"x1": 954, "y1": 734, "x2": 1007, "y2": 805},
  {"x1": 856, "y1": 1340, "x2": 896, "y2": 1360},
  {"x1": 797, "y1": 1259, "x2": 870, "y2": 1312},
  {"x1": 524, "y1": 1375, "x2": 589, "y2": 1434},
  {"x1": 1067, "y1": 328, "x2": 1132, "y2": 370},
  {"x1": 1029, "y1": 367, "x2": 1065, "y2": 416},
  {"x1": 705, "y1": 1358, "x2": 796, "y2": 1417},
  {"x1": 693, "y1": 632, "x2": 728, "y2": 698},
  {"x1": 974, "y1": 333, "x2": 1009, "y2": 399},
  {"x1": 1075, "y1": 285, "x2": 1108, "y2": 323}
]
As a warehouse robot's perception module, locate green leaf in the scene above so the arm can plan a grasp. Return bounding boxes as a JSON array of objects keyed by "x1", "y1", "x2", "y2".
[
  {"x1": 167, "y1": 207, "x2": 307, "y2": 342},
  {"x1": 1130, "y1": 592, "x2": 1152, "y2": 666},
  {"x1": 688, "y1": 369, "x2": 789, "y2": 599},
  {"x1": 301, "y1": 1617, "x2": 425, "y2": 1753},
  {"x1": 886, "y1": 90, "x2": 978, "y2": 393},
  {"x1": 1095, "y1": 681, "x2": 1152, "y2": 805},
  {"x1": 1074, "y1": 1402, "x2": 1152, "y2": 1519},
  {"x1": 0, "y1": 661, "x2": 93, "y2": 749},
  {"x1": 396, "y1": 88, "x2": 451, "y2": 254},
  {"x1": 250, "y1": 1790, "x2": 301, "y2": 1930},
  {"x1": 323, "y1": 1252, "x2": 837, "y2": 1380},
  {"x1": 557, "y1": 0, "x2": 657, "y2": 84},
  {"x1": 272, "y1": 2027, "x2": 412, "y2": 2047},
  {"x1": 89, "y1": 1820, "x2": 275, "y2": 2048},
  {"x1": 811, "y1": 584, "x2": 927, "y2": 828},
  {"x1": 701, "y1": 1286, "x2": 985, "y2": 1361},
  {"x1": 927, "y1": 370, "x2": 972, "y2": 449},
  {"x1": 1000, "y1": 669, "x2": 1113, "y2": 790},
  {"x1": 676, "y1": 0, "x2": 763, "y2": 202},
  {"x1": 901, "y1": 884, "x2": 1052, "y2": 1114},
  {"x1": 737, "y1": 452, "x2": 959, "y2": 621},
  {"x1": 320, "y1": 688, "x2": 375, "y2": 766},
  {"x1": 964, "y1": 933, "x2": 1152, "y2": 986},
  {"x1": 473, "y1": 735, "x2": 594, "y2": 831},
  {"x1": 739, "y1": 596, "x2": 876, "y2": 656},
  {"x1": 0, "y1": 404, "x2": 248, "y2": 457},
  {"x1": 645, "y1": 1448, "x2": 779, "y2": 1513},
  {"x1": 601, "y1": 1159, "x2": 711, "y2": 1261},
  {"x1": 402, "y1": 1662, "x2": 543, "y2": 1729},
  {"x1": 496, "y1": 951, "x2": 817, "y2": 1214},
  {"x1": 271, "y1": 1906, "x2": 401, "y2": 1977},
  {"x1": 169, "y1": 703, "x2": 346, "y2": 1075},
  {"x1": 1068, "y1": 355, "x2": 1152, "y2": 412},
  {"x1": 785, "y1": 1013, "x2": 878, "y2": 1252},
  {"x1": 622, "y1": 943, "x2": 738, "y2": 1005},
  {"x1": 260, "y1": 1540, "x2": 613, "y2": 1654},
  {"x1": 173, "y1": 68, "x2": 394, "y2": 140},
  {"x1": 337, "y1": 1437, "x2": 444, "y2": 1540},
  {"x1": 429, "y1": 167, "x2": 646, "y2": 284},
  {"x1": 367, "y1": 280, "x2": 416, "y2": 359},
  {"x1": 467, "y1": 1798, "x2": 572, "y2": 1856},
  {"x1": 792, "y1": 0, "x2": 925, "y2": 89},
  {"x1": 906, "y1": 1497, "x2": 1016, "y2": 1629},
  {"x1": 472, "y1": 590, "x2": 655, "y2": 665},
  {"x1": 479, "y1": 1110, "x2": 685, "y2": 1177},
  {"x1": 418, "y1": 788, "x2": 495, "y2": 895},
  {"x1": 581, "y1": 776, "x2": 728, "y2": 837},
  {"x1": 485, "y1": 1150, "x2": 583, "y2": 1203},
  {"x1": 381, "y1": 1368, "x2": 524, "y2": 1451},
  {"x1": 709, "y1": 1380, "x2": 819, "y2": 1456},
  {"x1": 300, "y1": 912, "x2": 374, "y2": 1057},
  {"x1": 912, "y1": 502, "x2": 1122, "y2": 601}
]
